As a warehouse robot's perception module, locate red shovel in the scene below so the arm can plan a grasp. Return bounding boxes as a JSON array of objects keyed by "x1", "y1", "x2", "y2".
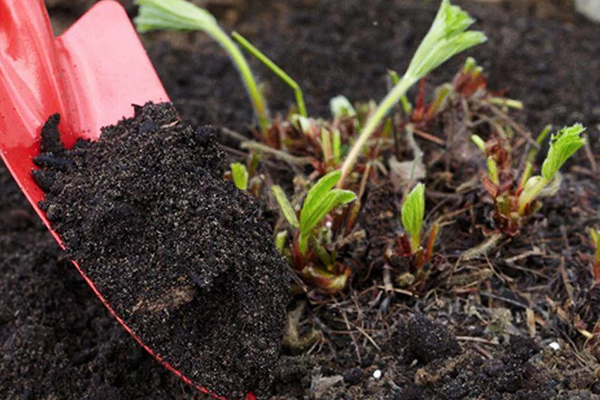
[{"x1": 0, "y1": 1, "x2": 254, "y2": 399}]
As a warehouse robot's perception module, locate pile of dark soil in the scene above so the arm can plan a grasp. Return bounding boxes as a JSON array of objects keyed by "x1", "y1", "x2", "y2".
[{"x1": 32, "y1": 102, "x2": 290, "y2": 399}]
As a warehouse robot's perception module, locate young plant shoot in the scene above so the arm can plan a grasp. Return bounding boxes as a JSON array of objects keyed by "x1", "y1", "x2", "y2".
[
  {"x1": 273, "y1": 170, "x2": 356, "y2": 254},
  {"x1": 402, "y1": 183, "x2": 426, "y2": 253},
  {"x1": 387, "y1": 183, "x2": 439, "y2": 290},
  {"x1": 134, "y1": 0, "x2": 269, "y2": 135},
  {"x1": 232, "y1": 31, "x2": 307, "y2": 117},
  {"x1": 472, "y1": 124, "x2": 585, "y2": 235},
  {"x1": 518, "y1": 124, "x2": 586, "y2": 214},
  {"x1": 272, "y1": 171, "x2": 357, "y2": 293},
  {"x1": 338, "y1": 0, "x2": 487, "y2": 186},
  {"x1": 230, "y1": 162, "x2": 249, "y2": 191}
]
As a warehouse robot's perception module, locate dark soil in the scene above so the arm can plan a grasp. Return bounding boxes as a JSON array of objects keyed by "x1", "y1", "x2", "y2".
[
  {"x1": 1, "y1": 0, "x2": 600, "y2": 399},
  {"x1": 33, "y1": 103, "x2": 290, "y2": 399}
]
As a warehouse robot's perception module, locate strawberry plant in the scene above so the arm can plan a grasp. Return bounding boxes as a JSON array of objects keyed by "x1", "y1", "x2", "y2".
[
  {"x1": 385, "y1": 183, "x2": 440, "y2": 291},
  {"x1": 135, "y1": 0, "x2": 270, "y2": 135},
  {"x1": 338, "y1": 0, "x2": 487, "y2": 186},
  {"x1": 271, "y1": 171, "x2": 358, "y2": 293},
  {"x1": 472, "y1": 124, "x2": 585, "y2": 235},
  {"x1": 136, "y1": 0, "x2": 487, "y2": 187}
]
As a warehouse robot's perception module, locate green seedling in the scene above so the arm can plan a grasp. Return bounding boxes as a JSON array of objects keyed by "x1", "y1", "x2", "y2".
[
  {"x1": 402, "y1": 183, "x2": 426, "y2": 253},
  {"x1": 272, "y1": 171, "x2": 358, "y2": 293},
  {"x1": 454, "y1": 57, "x2": 484, "y2": 96},
  {"x1": 401, "y1": 183, "x2": 440, "y2": 263},
  {"x1": 230, "y1": 162, "x2": 249, "y2": 191},
  {"x1": 472, "y1": 124, "x2": 585, "y2": 235},
  {"x1": 518, "y1": 124, "x2": 586, "y2": 214},
  {"x1": 386, "y1": 183, "x2": 440, "y2": 290},
  {"x1": 471, "y1": 135, "x2": 499, "y2": 185},
  {"x1": 338, "y1": 0, "x2": 487, "y2": 186},
  {"x1": 232, "y1": 31, "x2": 307, "y2": 117},
  {"x1": 135, "y1": 0, "x2": 269, "y2": 135},
  {"x1": 271, "y1": 185, "x2": 300, "y2": 229},
  {"x1": 273, "y1": 170, "x2": 356, "y2": 254}
]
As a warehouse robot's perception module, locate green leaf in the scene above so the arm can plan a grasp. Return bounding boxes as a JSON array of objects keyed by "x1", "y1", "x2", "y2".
[
  {"x1": 541, "y1": 124, "x2": 586, "y2": 181},
  {"x1": 271, "y1": 185, "x2": 300, "y2": 229},
  {"x1": 301, "y1": 171, "x2": 342, "y2": 219},
  {"x1": 299, "y1": 171, "x2": 356, "y2": 251},
  {"x1": 302, "y1": 190, "x2": 356, "y2": 234},
  {"x1": 134, "y1": 0, "x2": 217, "y2": 32},
  {"x1": 230, "y1": 162, "x2": 249, "y2": 191},
  {"x1": 232, "y1": 31, "x2": 307, "y2": 117},
  {"x1": 406, "y1": 0, "x2": 487, "y2": 80},
  {"x1": 401, "y1": 183, "x2": 425, "y2": 251}
]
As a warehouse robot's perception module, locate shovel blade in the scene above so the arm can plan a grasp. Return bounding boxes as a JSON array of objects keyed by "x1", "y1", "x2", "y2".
[
  {"x1": 0, "y1": 0, "x2": 168, "y2": 223},
  {"x1": 56, "y1": 0, "x2": 170, "y2": 142}
]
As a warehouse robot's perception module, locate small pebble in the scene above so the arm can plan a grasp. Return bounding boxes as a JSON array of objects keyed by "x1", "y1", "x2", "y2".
[
  {"x1": 373, "y1": 370, "x2": 382, "y2": 380},
  {"x1": 548, "y1": 342, "x2": 560, "y2": 351}
]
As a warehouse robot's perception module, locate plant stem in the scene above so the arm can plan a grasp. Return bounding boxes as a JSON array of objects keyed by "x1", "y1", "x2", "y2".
[
  {"x1": 209, "y1": 28, "x2": 269, "y2": 135},
  {"x1": 424, "y1": 223, "x2": 440, "y2": 262},
  {"x1": 240, "y1": 141, "x2": 312, "y2": 166},
  {"x1": 517, "y1": 176, "x2": 547, "y2": 215},
  {"x1": 338, "y1": 75, "x2": 417, "y2": 187},
  {"x1": 487, "y1": 97, "x2": 524, "y2": 110},
  {"x1": 410, "y1": 233, "x2": 421, "y2": 255},
  {"x1": 232, "y1": 31, "x2": 307, "y2": 117},
  {"x1": 520, "y1": 125, "x2": 553, "y2": 190}
]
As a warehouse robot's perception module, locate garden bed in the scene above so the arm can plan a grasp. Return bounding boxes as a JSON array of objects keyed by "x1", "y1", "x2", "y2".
[{"x1": 1, "y1": 0, "x2": 600, "y2": 399}]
